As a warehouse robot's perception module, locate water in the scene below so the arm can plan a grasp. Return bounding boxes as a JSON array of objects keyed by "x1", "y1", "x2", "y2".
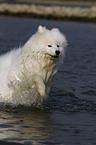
[
  {"x1": 0, "y1": 16, "x2": 96, "y2": 145},
  {"x1": 0, "y1": 1, "x2": 91, "y2": 8}
]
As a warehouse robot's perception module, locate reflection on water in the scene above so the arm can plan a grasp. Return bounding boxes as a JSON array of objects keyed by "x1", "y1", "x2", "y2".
[
  {"x1": 0, "y1": 106, "x2": 96, "y2": 145},
  {"x1": 0, "y1": 107, "x2": 54, "y2": 145}
]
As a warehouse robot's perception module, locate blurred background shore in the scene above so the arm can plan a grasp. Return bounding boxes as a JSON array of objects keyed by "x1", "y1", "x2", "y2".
[
  {"x1": 0, "y1": 0, "x2": 96, "y2": 23},
  {"x1": 1, "y1": 0, "x2": 96, "y2": 6}
]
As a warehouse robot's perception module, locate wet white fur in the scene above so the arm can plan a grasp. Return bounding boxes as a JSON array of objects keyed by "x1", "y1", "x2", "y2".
[{"x1": 0, "y1": 26, "x2": 67, "y2": 106}]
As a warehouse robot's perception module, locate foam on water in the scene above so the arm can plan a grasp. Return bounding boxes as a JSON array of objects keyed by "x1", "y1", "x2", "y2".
[{"x1": 0, "y1": 81, "x2": 45, "y2": 107}]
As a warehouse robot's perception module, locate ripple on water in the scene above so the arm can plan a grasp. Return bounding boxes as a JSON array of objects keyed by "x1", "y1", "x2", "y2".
[{"x1": 45, "y1": 92, "x2": 96, "y2": 112}]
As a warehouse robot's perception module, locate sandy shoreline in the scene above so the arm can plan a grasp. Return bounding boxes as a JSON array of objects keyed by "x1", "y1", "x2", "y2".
[{"x1": 0, "y1": 3, "x2": 96, "y2": 23}]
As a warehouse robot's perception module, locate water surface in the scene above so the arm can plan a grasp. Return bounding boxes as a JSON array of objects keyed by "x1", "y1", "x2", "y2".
[{"x1": 0, "y1": 16, "x2": 96, "y2": 145}]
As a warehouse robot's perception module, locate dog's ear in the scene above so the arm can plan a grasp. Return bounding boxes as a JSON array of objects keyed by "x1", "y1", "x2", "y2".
[
  {"x1": 51, "y1": 28, "x2": 59, "y2": 32},
  {"x1": 38, "y1": 25, "x2": 46, "y2": 33}
]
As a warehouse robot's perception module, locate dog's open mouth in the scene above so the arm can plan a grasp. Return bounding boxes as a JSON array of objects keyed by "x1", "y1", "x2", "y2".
[{"x1": 49, "y1": 54, "x2": 59, "y2": 59}]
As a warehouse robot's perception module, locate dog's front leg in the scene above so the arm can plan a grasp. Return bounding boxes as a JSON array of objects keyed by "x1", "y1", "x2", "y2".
[{"x1": 35, "y1": 76, "x2": 45, "y2": 97}]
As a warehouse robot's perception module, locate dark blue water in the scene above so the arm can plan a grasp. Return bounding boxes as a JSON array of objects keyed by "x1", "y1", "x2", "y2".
[
  {"x1": 0, "y1": 16, "x2": 96, "y2": 145},
  {"x1": 0, "y1": 1, "x2": 91, "y2": 8}
]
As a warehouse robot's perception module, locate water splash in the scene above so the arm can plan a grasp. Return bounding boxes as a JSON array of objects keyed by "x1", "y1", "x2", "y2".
[{"x1": 0, "y1": 80, "x2": 45, "y2": 108}]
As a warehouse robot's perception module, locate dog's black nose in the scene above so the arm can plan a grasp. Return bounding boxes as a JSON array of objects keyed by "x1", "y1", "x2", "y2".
[{"x1": 55, "y1": 50, "x2": 60, "y2": 56}]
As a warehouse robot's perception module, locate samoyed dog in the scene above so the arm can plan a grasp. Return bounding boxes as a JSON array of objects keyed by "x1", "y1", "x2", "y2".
[{"x1": 0, "y1": 26, "x2": 67, "y2": 106}]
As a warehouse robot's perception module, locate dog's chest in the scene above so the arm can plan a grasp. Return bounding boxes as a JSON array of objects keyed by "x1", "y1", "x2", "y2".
[{"x1": 42, "y1": 67, "x2": 57, "y2": 85}]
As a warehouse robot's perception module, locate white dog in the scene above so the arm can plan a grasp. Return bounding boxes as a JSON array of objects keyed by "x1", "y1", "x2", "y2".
[{"x1": 0, "y1": 26, "x2": 67, "y2": 106}]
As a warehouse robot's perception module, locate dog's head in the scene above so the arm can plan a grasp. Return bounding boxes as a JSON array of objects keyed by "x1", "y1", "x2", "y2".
[
  {"x1": 24, "y1": 26, "x2": 67, "y2": 63},
  {"x1": 37, "y1": 26, "x2": 67, "y2": 59}
]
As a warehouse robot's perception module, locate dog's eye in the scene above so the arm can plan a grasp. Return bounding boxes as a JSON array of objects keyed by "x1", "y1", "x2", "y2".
[
  {"x1": 48, "y1": 45, "x2": 52, "y2": 47},
  {"x1": 57, "y1": 45, "x2": 59, "y2": 47}
]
